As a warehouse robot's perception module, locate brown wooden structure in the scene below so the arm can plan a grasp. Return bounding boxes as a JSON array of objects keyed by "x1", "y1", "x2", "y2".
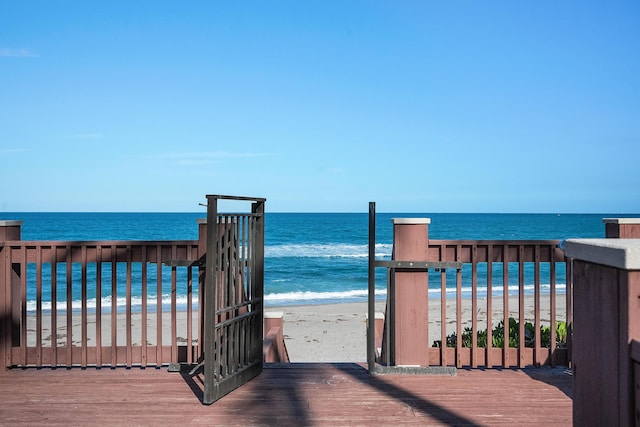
[
  {"x1": 1, "y1": 235, "x2": 202, "y2": 368},
  {"x1": 0, "y1": 194, "x2": 267, "y2": 406},
  {"x1": 199, "y1": 195, "x2": 266, "y2": 404},
  {"x1": 368, "y1": 202, "x2": 571, "y2": 373},
  {"x1": 0, "y1": 362, "x2": 572, "y2": 425},
  {"x1": 19, "y1": 205, "x2": 640, "y2": 422},
  {"x1": 566, "y1": 234, "x2": 640, "y2": 426}
]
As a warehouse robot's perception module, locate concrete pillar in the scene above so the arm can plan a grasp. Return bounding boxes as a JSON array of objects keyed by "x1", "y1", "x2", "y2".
[
  {"x1": 0, "y1": 220, "x2": 22, "y2": 370},
  {"x1": 391, "y1": 218, "x2": 430, "y2": 367},
  {"x1": 565, "y1": 238, "x2": 640, "y2": 427},
  {"x1": 604, "y1": 218, "x2": 640, "y2": 238}
]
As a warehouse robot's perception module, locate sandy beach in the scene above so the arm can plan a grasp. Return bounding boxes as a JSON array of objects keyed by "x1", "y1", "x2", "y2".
[
  {"x1": 271, "y1": 294, "x2": 567, "y2": 362},
  {"x1": 25, "y1": 294, "x2": 567, "y2": 363}
]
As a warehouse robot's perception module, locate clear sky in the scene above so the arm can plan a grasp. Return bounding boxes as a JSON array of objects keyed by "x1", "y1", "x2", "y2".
[{"x1": 1, "y1": 1, "x2": 639, "y2": 213}]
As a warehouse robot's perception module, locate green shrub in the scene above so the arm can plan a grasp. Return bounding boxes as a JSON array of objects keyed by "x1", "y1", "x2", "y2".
[{"x1": 433, "y1": 318, "x2": 568, "y2": 348}]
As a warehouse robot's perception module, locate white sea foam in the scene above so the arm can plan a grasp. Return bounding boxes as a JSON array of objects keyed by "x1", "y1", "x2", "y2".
[
  {"x1": 26, "y1": 282, "x2": 567, "y2": 312},
  {"x1": 263, "y1": 288, "x2": 387, "y2": 303},
  {"x1": 265, "y1": 243, "x2": 392, "y2": 259},
  {"x1": 26, "y1": 294, "x2": 199, "y2": 313},
  {"x1": 263, "y1": 283, "x2": 566, "y2": 305}
]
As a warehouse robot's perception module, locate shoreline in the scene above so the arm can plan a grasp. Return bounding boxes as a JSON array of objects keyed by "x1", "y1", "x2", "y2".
[{"x1": 25, "y1": 295, "x2": 567, "y2": 363}]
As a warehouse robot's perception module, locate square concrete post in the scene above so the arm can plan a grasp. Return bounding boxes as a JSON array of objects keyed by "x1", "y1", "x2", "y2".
[
  {"x1": 391, "y1": 218, "x2": 430, "y2": 367},
  {"x1": 565, "y1": 238, "x2": 640, "y2": 427}
]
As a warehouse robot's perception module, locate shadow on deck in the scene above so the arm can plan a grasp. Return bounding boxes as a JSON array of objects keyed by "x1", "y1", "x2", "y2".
[{"x1": 0, "y1": 363, "x2": 572, "y2": 426}]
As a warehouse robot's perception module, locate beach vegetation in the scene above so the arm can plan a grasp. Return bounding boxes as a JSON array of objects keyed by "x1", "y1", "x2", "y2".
[{"x1": 433, "y1": 318, "x2": 568, "y2": 349}]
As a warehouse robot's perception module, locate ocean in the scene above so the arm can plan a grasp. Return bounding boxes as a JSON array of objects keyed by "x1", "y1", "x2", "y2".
[{"x1": 1, "y1": 211, "x2": 635, "y2": 312}]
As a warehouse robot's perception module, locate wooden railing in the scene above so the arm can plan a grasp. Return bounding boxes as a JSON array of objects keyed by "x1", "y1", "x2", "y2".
[
  {"x1": 426, "y1": 240, "x2": 570, "y2": 368},
  {"x1": 368, "y1": 205, "x2": 572, "y2": 372},
  {"x1": 1, "y1": 238, "x2": 204, "y2": 368},
  {"x1": 1, "y1": 204, "x2": 276, "y2": 374}
]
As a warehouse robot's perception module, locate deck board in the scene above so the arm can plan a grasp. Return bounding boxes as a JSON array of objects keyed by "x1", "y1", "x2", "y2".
[{"x1": 0, "y1": 363, "x2": 572, "y2": 426}]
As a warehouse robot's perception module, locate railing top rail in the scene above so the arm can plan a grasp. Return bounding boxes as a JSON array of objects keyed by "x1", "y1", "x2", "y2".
[
  {"x1": 1, "y1": 239, "x2": 199, "y2": 247},
  {"x1": 215, "y1": 212, "x2": 263, "y2": 217},
  {"x1": 205, "y1": 194, "x2": 267, "y2": 203},
  {"x1": 428, "y1": 239, "x2": 562, "y2": 246}
]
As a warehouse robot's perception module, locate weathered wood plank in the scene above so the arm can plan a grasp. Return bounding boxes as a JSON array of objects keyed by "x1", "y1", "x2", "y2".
[{"x1": 0, "y1": 363, "x2": 572, "y2": 426}]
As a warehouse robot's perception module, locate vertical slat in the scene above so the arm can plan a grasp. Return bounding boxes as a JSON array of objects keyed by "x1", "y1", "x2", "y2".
[
  {"x1": 226, "y1": 218, "x2": 234, "y2": 372},
  {"x1": 51, "y1": 248, "x2": 58, "y2": 367},
  {"x1": 471, "y1": 244, "x2": 478, "y2": 368},
  {"x1": 534, "y1": 245, "x2": 541, "y2": 366},
  {"x1": 502, "y1": 244, "x2": 509, "y2": 368},
  {"x1": 66, "y1": 246, "x2": 72, "y2": 366},
  {"x1": 156, "y1": 244, "x2": 163, "y2": 365},
  {"x1": 95, "y1": 246, "x2": 102, "y2": 367},
  {"x1": 81, "y1": 246, "x2": 88, "y2": 367},
  {"x1": 486, "y1": 245, "x2": 493, "y2": 368},
  {"x1": 550, "y1": 253, "x2": 557, "y2": 367},
  {"x1": 253, "y1": 200, "x2": 265, "y2": 367},
  {"x1": 236, "y1": 218, "x2": 242, "y2": 370},
  {"x1": 203, "y1": 197, "x2": 218, "y2": 405},
  {"x1": 455, "y1": 246, "x2": 462, "y2": 368},
  {"x1": 248, "y1": 213, "x2": 257, "y2": 364},
  {"x1": 171, "y1": 245, "x2": 178, "y2": 364},
  {"x1": 20, "y1": 247, "x2": 27, "y2": 366},
  {"x1": 198, "y1": 260, "x2": 205, "y2": 364},
  {"x1": 385, "y1": 270, "x2": 393, "y2": 367},
  {"x1": 233, "y1": 219, "x2": 241, "y2": 370},
  {"x1": 141, "y1": 246, "x2": 148, "y2": 367},
  {"x1": 440, "y1": 268, "x2": 447, "y2": 366},
  {"x1": 36, "y1": 246, "x2": 42, "y2": 367},
  {"x1": 111, "y1": 245, "x2": 117, "y2": 366},
  {"x1": 126, "y1": 245, "x2": 132, "y2": 368},
  {"x1": 2, "y1": 245, "x2": 11, "y2": 368},
  {"x1": 518, "y1": 245, "x2": 525, "y2": 368},
  {"x1": 239, "y1": 216, "x2": 247, "y2": 367},
  {"x1": 217, "y1": 216, "x2": 226, "y2": 377},
  {"x1": 187, "y1": 256, "x2": 193, "y2": 365},
  {"x1": 1, "y1": 246, "x2": 7, "y2": 368},
  {"x1": 565, "y1": 256, "x2": 573, "y2": 367},
  {"x1": 220, "y1": 216, "x2": 228, "y2": 376},
  {"x1": 226, "y1": 219, "x2": 233, "y2": 375}
]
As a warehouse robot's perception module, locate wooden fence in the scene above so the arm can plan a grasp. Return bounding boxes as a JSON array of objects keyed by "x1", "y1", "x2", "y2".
[
  {"x1": 1, "y1": 237, "x2": 204, "y2": 368},
  {"x1": 368, "y1": 205, "x2": 572, "y2": 372}
]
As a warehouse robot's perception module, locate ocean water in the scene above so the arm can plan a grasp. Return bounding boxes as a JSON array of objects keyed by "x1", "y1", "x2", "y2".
[{"x1": 1, "y1": 211, "x2": 635, "y2": 312}]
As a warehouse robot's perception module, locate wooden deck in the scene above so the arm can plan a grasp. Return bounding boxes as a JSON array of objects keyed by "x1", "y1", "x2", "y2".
[{"x1": 0, "y1": 363, "x2": 572, "y2": 426}]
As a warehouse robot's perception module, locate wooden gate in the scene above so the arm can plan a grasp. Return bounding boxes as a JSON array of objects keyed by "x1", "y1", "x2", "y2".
[{"x1": 201, "y1": 195, "x2": 266, "y2": 405}]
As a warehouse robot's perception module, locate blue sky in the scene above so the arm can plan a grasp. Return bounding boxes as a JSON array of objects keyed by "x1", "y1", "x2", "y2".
[{"x1": 1, "y1": 1, "x2": 639, "y2": 213}]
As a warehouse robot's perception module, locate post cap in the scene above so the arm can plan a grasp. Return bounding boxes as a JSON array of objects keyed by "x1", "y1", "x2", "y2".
[
  {"x1": 264, "y1": 311, "x2": 284, "y2": 319},
  {"x1": 390, "y1": 218, "x2": 431, "y2": 225},
  {"x1": 603, "y1": 218, "x2": 640, "y2": 225},
  {"x1": 564, "y1": 238, "x2": 640, "y2": 270}
]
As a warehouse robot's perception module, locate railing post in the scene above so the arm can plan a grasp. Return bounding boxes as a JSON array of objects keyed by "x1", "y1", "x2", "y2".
[
  {"x1": 604, "y1": 218, "x2": 640, "y2": 238},
  {"x1": 263, "y1": 312, "x2": 287, "y2": 362},
  {"x1": 391, "y1": 218, "x2": 430, "y2": 367},
  {"x1": 196, "y1": 218, "x2": 207, "y2": 363},
  {"x1": 565, "y1": 238, "x2": 640, "y2": 427},
  {"x1": 0, "y1": 220, "x2": 22, "y2": 371}
]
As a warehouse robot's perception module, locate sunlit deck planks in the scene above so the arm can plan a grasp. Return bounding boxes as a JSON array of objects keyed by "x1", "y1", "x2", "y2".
[{"x1": 0, "y1": 363, "x2": 571, "y2": 426}]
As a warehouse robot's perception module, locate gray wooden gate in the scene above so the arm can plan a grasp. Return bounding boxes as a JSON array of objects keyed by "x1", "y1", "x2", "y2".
[{"x1": 201, "y1": 195, "x2": 266, "y2": 405}]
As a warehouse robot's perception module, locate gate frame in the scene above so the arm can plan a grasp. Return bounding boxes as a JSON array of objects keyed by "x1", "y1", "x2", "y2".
[{"x1": 202, "y1": 195, "x2": 266, "y2": 405}]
